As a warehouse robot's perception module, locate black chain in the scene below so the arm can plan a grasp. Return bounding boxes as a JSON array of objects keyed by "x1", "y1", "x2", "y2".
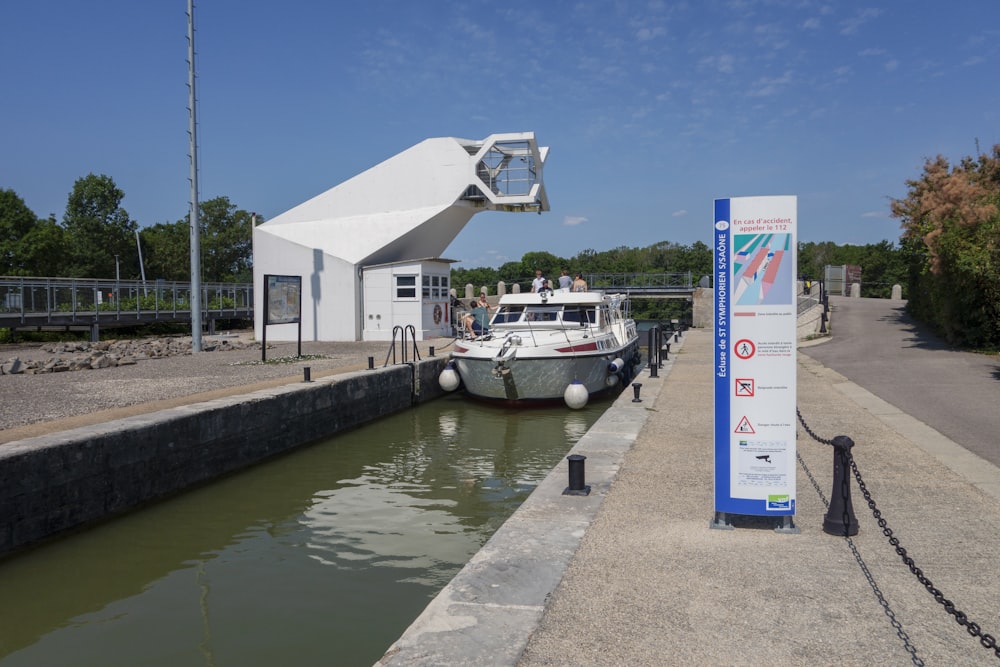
[
  {"x1": 798, "y1": 409, "x2": 1000, "y2": 661},
  {"x1": 797, "y1": 452, "x2": 923, "y2": 665},
  {"x1": 796, "y1": 408, "x2": 833, "y2": 445},
  {"x1": 849, "y1": 453, "x2": 1000, "y2": 659}
]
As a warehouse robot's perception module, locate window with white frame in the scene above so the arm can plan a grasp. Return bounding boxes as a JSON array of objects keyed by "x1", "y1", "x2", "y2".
[{"x1": 395, "y1": 274, "x2": 418, "y2": 300}]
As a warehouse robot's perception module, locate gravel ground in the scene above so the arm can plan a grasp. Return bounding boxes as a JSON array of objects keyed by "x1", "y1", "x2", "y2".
[{"x1": 1, "y1": 330, "x2": 455, "y2": 442}]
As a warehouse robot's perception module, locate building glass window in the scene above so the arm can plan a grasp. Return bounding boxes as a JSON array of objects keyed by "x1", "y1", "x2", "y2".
[{"x1": 395, "y1": 275, "x2": 417, "y2": 300}]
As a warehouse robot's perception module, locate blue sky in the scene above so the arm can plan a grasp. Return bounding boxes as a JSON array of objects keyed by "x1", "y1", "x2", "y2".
[{"x1": 2, "y1": 1, "x2": 998, "y2": 269}]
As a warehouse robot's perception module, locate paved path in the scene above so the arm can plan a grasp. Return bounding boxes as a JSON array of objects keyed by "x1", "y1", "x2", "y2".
[
  {"x1": 803, "y1": 296, "x2": 1000, "y2": 468},
  {"x1": 512, "y1": 324, "x2": 1000, "y2": 666}
]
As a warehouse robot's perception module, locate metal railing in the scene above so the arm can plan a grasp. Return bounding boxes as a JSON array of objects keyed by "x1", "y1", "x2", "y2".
[
  {"x1": 0, "y1": 276, "x2": 253, "y2": 329},
  {"x1": 585, "y1": 272, "x2": 695, "y2": 293}
]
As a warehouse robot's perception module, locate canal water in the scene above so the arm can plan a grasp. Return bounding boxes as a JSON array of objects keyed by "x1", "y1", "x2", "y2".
[{"x1": 0, "y1": 393, "x2": 613, "y2": 667}]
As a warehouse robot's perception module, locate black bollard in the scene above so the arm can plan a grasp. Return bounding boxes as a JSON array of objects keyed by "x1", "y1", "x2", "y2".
[
  {"x1": 823, "y1": 435, "x2": 859, "y2": 536},
  {"x1": 563, "y1": 454, "x2": 590, "y2": 496},
  {"x1": 661, "y1": 341, "x2": 670, "y2": 362},
  {"x1": 647, "y1": 328, "x2": 658, "y2": 370},
  {"x1": 428, "y1": 346, "x2": 435, "y2": 357},
  {"x1": 303, "y1": 367, "x2": 312, "y2": 383},
  {"x1": 649, "y1": 361, "x2": 658, "y2": 378},
  {"x1": 632, "y1": 382, "x2": 643, "y2": 402},
  {"x1": 367, "y1": 356, "x2": 374, "y2": 370},
  {"x1": 674, "y1": 332, "x2": 679, "y2": 343},
  {"x1": 819, "y1": 311, "x2": 828, "y2": 334}
]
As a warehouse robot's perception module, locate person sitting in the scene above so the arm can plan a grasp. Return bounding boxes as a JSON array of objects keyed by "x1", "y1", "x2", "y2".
[
  {"x1": 572, "y1": 273, "x2": 588, "y2": 292},
  {"x1": 537, "y1": 278, "x2": 555, "y2": 296},
  {"x1": 477, "y1": 292, "x2": 492, "y2": 314},
  {"x1": 463, "y1": 299, "x2": 489, "y2": 339}
]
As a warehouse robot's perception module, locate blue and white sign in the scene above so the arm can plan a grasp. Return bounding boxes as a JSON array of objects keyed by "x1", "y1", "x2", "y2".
[{"x1": 713, "y1": 196, "x2": 797, "y2": 516}]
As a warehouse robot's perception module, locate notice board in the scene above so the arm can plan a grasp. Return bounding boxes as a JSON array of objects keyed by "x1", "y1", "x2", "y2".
[{"x1": 713, "y1": 196, "x2": 797, "y2": 517}]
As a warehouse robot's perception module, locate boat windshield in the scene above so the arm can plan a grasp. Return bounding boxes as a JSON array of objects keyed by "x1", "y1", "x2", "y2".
[
  {"x1": 561, "y1": 306, "x2": 597, "y2": 324},
  {"x1": 492, "y1": 303, "x2": 600, "y2": 325},
  {"x1": 492, "y1": 305, "x2": 525, "y2": 324}
]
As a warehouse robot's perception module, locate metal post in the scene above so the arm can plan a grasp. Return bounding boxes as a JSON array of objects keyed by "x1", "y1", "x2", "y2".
[
  {"x1": 823, "y1": 435, "x2": 859, "y2": 536},
  {"x1": 563, "y1": 454, "x2": 590, "y2": 496},
  {"x1": 632, "y1": 382, "x2": 642, "y2": 402},
  {"x1": 187, "y1": 0, "x2": 203, "y2": 353},
  {"x1": 647, "y1": 327, "x2": 658, "y2": 370}
]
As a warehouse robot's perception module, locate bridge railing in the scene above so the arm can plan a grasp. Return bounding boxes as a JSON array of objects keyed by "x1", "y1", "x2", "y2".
[
  {"x1": 585, "y1": 272, "x2": 694, "y2": 292},
  {"x1": 0, "y1": 276, "x2": 253, "y2": 327}
]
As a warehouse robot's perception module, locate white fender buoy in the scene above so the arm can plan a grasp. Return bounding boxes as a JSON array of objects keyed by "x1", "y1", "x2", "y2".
[
  {"x1": 438, "y1": 362, "x2": 461, "y2": 392},
  {"x1": 608, "y1": 357, "x2": 624, "y2": 374},
  {"x1": 605, "y1": 374, "x2": 620, "y2": 388},
  {"x1": 564, "y1": 380, "x2": 589, "y2": 409}
]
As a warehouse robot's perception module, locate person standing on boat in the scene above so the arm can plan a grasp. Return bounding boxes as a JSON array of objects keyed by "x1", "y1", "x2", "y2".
[
  {"x1": 558, "y1": 269, "x2": 573, "y2": 290},
  {"x1": 531, "y1": 270, "x2": 547, "y2": 292},
  {"x1": 572, "y1": 273, "x2": 588, "y2": 292},
  {"x1": 537, "y1": 278, "x2": 555, "y2": 296}
]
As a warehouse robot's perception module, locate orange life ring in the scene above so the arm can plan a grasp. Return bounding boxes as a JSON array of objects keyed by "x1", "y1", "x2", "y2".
[{"x1": 433, "y1": 304, "x2": 443, "y2": 325}]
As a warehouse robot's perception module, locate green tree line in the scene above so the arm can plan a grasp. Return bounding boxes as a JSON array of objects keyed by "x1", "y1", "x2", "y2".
[
  {"x1": 5, "y1": 147, "x2": 997, "y2": 349},
  {"x1": 1, "y1": 173, "x2": 259, "y2": 282}
]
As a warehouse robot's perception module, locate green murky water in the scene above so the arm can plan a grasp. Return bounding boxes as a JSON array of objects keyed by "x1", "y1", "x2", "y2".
[{"x1": 0, "y1": 393, "x2": 610, "y2": 666}]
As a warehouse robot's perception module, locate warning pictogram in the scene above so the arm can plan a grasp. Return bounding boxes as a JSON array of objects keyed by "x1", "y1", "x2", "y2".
[
  {"x1": 734, "y1": 416, "x2": 756, "y2": 434},
  {"x1": 734, "y1": 339, "x2": 756, "y2": 359},
  {"x1": 735, "y1": 378, "x2": 754, "y2": 397}
]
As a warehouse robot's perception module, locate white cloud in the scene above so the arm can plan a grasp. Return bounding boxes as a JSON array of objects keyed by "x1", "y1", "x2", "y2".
[
  {"x1": 802, "y1": 17, "x2": 821, "y2": 30},
  {"x1": 861, "y1": 211, "x2": 885, "y2": 219},
  {"x1": 884, "y1": 59, "x2": 898, "y2": 72},
  {"x1": 563, "y1": 215, "x2": 588, "y2": 226},
  {"x1": 636, "y1": 26, "x2": 666, "y2": 41},
  {"x1": 840, "y1": 8, "x2": 883, "y2": 36},
  {"x1": 672, "y1": 209, "x2": 688, "y2": 217}
]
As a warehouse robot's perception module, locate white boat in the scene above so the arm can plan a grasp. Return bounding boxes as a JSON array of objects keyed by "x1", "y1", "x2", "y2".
[{"x1": 438, "y1": 290, "x2": 642, "y2": 408}]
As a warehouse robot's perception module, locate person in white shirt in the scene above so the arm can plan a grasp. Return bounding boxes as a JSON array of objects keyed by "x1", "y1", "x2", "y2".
[{"x1": 531, "y1": 270, "x2": 547, "y2": 292}]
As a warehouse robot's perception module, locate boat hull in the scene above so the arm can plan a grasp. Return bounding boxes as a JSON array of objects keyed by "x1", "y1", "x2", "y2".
[{"x1": 452, "y1": 340, "x2": 640, "y2": 403}]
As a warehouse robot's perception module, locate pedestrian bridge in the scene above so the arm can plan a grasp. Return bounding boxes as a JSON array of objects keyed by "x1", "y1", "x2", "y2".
[
  {"x1": 0, "y1": 276, "x2": 253, "y2": 340},
  {"x1": 584, "y1": 272, "x2": 699, "y2": 298}
]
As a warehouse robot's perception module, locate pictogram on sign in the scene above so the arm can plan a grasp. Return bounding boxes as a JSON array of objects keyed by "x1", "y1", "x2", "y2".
[
  {"x1": 734, "y1": 339, "x2": 755, "y2": 359},
  {"x1": 735, "y1": 378, "x2": 754, "y2": 397},
  {"x1": 734, "y1": 416, "x2": 756, "y2": 434}
]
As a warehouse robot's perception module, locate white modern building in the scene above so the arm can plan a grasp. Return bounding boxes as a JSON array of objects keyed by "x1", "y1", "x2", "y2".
[{"x1": 253, "y1": 132, "x2": 549, "y2": 342}]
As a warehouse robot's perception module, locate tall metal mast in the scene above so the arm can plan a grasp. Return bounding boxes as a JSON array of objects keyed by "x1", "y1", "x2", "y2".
[{"x1": 187, "y1": 0, "x2": 203, "y2": 352}]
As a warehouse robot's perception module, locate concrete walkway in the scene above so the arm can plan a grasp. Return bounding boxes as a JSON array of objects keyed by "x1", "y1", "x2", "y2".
[{"x1": 383, "y1": 325, "x2": 1000, "y2": 666}]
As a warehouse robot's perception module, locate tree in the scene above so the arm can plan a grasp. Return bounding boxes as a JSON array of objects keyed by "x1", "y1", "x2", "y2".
[
  {"x1": 62, "y1": 174, "x2": 138, "y2": 278},
  {"x1": 891, "y1": 145, "x2": 1000, "y2": 348},
  {"x1": 137, "y1": 198, "x2": 259, "y2": 283},
  {"x1": 0, "y1": 190, "x2": 65, "y2": 276},
  {"x1": 0, "y1": 189, "x2": 40, "y2": 275},
  {"x1": 140, "y1": 220, "x2": 189, "y2": 282},
  {"x1": 199, "y1": 197, "x2": 255, "y2": 282}
]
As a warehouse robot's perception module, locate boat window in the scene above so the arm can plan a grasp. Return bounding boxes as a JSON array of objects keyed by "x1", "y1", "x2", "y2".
[
  {"x1": 492, "y1": 305, "x2": 525, "y2": 324},
  {"x1": 524, "y1": 305, "x2": 561, "y2": 322},
  {"x1": 561, "y1": 306, "x2": 597, "y2": 324}
]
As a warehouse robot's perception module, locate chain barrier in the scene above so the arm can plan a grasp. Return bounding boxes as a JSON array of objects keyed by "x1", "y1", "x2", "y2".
[
  {"x1": 797, "y1": 408, "x2": 1000, "y2": 661},
  {"x1": 796, "y1": 449, "x2": 923, "y2": 665}
]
